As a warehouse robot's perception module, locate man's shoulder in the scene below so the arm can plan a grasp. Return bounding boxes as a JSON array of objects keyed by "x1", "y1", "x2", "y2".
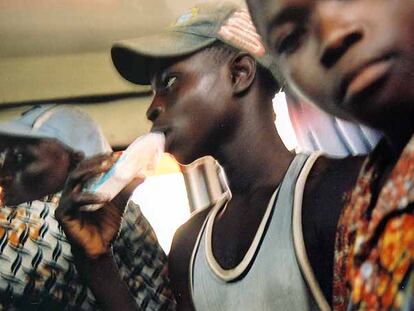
[
  {"x1": 168, "y1": 207, "x2": 211, "y2": 310},
  {"x1": 299, "y1": 154, "x2": 365, "y2": 304},
  {"x1": 301, "y1": 153, "x2": 366, "y2": 242},
  {"x1": 305, "y1": 154, "x2": 365, "y2": 193},
  {"x1": 169, "y1": 206, "x2": 213, "y2": 273},
  {"x1": 300, "y1": 153, "x2": 365, "y2": 241},
  {"x1": 170, "y1": 207, "x2": 211, "y2": 259}
]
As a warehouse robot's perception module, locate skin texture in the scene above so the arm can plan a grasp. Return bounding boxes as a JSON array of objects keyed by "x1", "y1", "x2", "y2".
[
  {"x1": 0, "y1": 138, "x2": 78, "y2": 206},
  {"x1": 56, "y1": 46, "x2": 363, "y2": 310},
  {"x1": 147, "y1": 52, "x2": 242, "y2": 165},
  {"x1": 247, "y1": 0, "x2": 414, "y2": 155}
]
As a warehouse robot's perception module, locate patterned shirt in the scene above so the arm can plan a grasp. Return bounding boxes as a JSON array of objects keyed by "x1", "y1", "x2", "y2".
[
  {"x1": 333, "y1": 134, "x2": 414, "y2": 310},
  {"x1": 0, "y1": 198, "x2": 176, "y2": 310}
]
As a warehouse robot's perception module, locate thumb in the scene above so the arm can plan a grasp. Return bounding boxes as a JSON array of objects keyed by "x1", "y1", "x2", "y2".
[{"x1": 111, "y1": 176, "x2": 145, "y2": 212}]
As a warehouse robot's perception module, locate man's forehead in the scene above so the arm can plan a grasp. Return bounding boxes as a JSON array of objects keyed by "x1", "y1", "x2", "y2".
[
  {"x1": 149, "y1": 51, "x2": 207, "y2": 84},
  {"x1": 250, "y1": 0, "x2": 313, "y2": 33}
]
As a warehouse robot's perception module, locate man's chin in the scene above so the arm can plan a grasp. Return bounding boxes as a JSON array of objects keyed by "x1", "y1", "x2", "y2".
[
  {"x1": 172, "y1": 153, "x2": 198, "y2": 166},
  {"x1": 170, "y1": 146, "x2": 209, "y2": 166},
  {"x1": 169, "y1": 150, "x2": 187, "y2": 165}
]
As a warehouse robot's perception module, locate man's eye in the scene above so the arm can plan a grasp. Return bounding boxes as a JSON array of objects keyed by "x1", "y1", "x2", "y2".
[
  {"x1": 276, "y1": 28, "x2": 305, "y2": 55},
  {"x1": 8, "y1": 149, "x2": 30, "y2": 170},
  {"x1": 163, "y1": 76, "x2": 177, "y2": 90}
]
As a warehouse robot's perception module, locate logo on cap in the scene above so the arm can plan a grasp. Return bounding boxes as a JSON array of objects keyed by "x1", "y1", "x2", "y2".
[
  {"x1": 218, "y1": 9, "x2": 265, "y2": 57},
  {"x1": 174, "y1": 7, "x2": 199, "y2": 26}
]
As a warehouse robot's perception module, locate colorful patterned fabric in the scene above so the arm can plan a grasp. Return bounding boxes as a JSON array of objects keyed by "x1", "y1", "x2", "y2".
[
  {"x1": 0, "y1": 197, "x2": 176, "y2": 310},
  {"x1": 333, "y1": 134, "x2": 414, "y2": 310}
]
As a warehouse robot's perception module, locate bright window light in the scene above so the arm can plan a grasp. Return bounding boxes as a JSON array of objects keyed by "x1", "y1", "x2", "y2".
[
  {"x1": 273, "y1": 92, "x2": 298, "y2": 151},
  {"x1": 131, "y1": 155, "x2": 190, "y2": 254}
]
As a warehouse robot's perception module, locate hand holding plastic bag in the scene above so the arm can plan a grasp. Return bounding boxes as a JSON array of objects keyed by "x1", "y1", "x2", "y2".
[{"x1": 55, "y1": 133, "x2": 165, "y2": 259}]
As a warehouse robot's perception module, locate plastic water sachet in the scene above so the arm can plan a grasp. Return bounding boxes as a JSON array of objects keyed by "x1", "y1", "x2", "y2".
[{"x1": 81, "y1": 132, "x2": 165, "y2": 211}]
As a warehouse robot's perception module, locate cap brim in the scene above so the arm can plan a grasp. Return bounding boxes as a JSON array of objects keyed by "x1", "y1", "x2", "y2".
[
  {"x1": 111, "y1": 31, "x2": 217, "y2": 85},
  {"x1": 0, "y1": 123, "x2": 53, "y2": 142}
]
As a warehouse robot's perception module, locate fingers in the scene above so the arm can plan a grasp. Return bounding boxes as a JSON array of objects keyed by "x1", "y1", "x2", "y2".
[
  {"x1": 55, "y1": 191, "x2": 110, "y2": 220},
  {"x1": 78, "y1": 152, "x2": 120, "y2": 171},
  {"x1": 56, "y1": 151, "x2": 127, "y2": 228},
  {"x1": 57, "y1": 153, "x2": 118, "y2": 220},
  {"x1": 64, "y1": 153, "x2": 119, "y2": 192},
  {"x1": 71, "y1": 192, "x2": 110, "y2": 208},
  {"x1": 123, "y1": 176, "x2": 146, "y2": 198},
  {"x1": 112, "y1": 176, "x2": 145, "y2": 212}
]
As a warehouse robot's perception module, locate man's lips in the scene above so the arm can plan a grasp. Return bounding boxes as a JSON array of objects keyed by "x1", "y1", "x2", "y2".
[
  {"x1": 340, "y1": 55, "x2": 394, "y2": 104},
  {"x1": 151, "y1": 126, "x2": 169, "y2": 136}
]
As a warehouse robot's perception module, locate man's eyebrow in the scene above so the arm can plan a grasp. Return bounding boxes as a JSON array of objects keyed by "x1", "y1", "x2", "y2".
[
  {"x1": 151, "y1": 66, "x2": 172, "y2": 89},
  {"x1": 267, "y1": 6, "x2": 309, "y2": 31}
]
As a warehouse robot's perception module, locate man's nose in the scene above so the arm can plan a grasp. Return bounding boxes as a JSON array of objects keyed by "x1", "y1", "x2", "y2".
[
  {"x1": 146, "y1": 98, "x2": 164, "y2": 122},
  {"x1": 316, "y1": 2, "x2": 364, "y2": 68}
]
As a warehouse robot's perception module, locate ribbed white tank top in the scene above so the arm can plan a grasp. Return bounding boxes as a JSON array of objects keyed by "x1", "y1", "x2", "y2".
[{"x1": 190, "y1": 153, "x2": 329, "y2": 311}]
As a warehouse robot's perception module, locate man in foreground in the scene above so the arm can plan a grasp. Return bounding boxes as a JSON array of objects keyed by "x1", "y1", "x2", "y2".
[{"x1": 246, "y1": 0, "x2": 414, "y2": 309}]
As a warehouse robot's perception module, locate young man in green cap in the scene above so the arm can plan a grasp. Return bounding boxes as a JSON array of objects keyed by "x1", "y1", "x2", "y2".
[
  {"x1": 246, "y1": 0, "x2": 414, "y2": 309},
  {"x1": 55, "y1": 2, "x2": 364, "y2": 310}
]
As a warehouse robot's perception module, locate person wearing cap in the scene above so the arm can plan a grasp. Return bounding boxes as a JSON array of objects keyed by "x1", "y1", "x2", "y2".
[
  {"x1": 0, "y1": 105, "x2": 175, "y2": 310},
  {"x1": 55, "y1": 2, "x2": 364, "y2": 310},
  {"x1": 246, "y1": 0, "x2": 414, "y2": 309}
]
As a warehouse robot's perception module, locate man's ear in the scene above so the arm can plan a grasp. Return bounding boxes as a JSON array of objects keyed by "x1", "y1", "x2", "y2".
[{"x1": 229, "y1": 53, "x2": 257, "y2": 95}]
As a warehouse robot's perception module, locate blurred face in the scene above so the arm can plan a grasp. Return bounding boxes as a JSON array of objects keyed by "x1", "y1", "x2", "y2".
[
  {"x1": 0, "y1": 138, "x2": 73, "y2": 206},
  {"x1": 249, "y1": 0, "x2": 414, "y2": 131},
  {"x1": 146, "y1": 51, "x2": 239, "y2": 165}
]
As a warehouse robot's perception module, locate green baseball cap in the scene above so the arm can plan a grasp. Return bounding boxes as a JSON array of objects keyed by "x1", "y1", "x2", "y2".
[{"x1": 111, "y1": 1, "x2": 279, "y2": 86}]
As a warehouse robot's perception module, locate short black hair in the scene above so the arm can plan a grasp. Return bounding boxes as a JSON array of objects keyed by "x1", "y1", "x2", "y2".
[
  {"x1": 257, "y1": 64, "x2": 279, "y2": 96},
  {"x1": 201, "y1": 41, "x2": 239, "y2": 66}
]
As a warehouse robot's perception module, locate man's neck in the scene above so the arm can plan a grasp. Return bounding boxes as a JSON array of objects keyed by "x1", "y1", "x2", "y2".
[{"x1": 214, "y1": 96, "x2": 294, "y2": 197}]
